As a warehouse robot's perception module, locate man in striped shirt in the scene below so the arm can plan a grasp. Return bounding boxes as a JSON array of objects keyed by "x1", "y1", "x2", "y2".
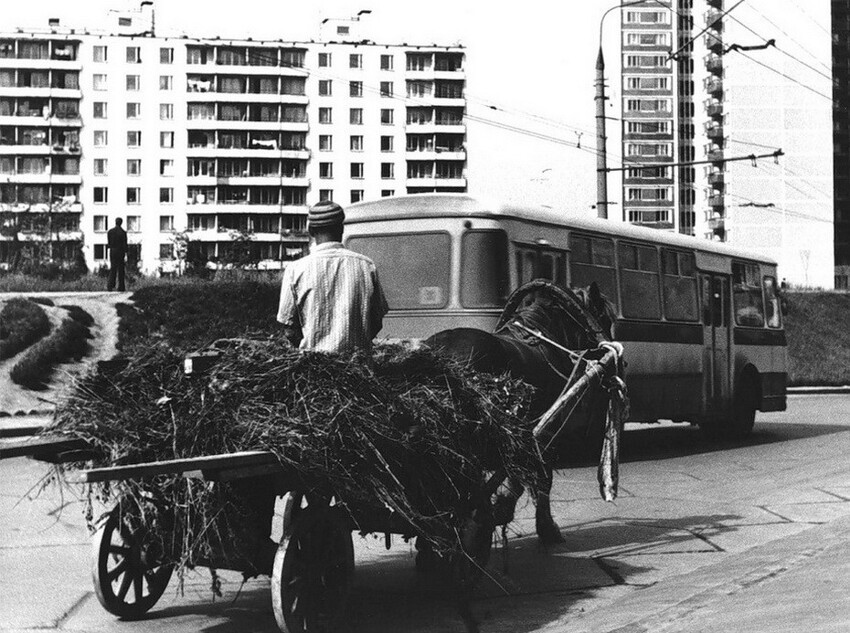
[{"x1": 277, "y1": 200, "x2": 388, "y2": 354}]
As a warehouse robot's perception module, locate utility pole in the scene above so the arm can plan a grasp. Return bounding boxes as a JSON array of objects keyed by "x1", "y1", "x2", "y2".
[{"x1": 595, "y1": 48, "x2": 609, "y2": 220}]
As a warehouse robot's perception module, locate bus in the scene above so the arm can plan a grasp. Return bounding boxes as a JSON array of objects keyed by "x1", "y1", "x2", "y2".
[{"x1": 344, "y1": 194, "x2": 787, "y2": 436}]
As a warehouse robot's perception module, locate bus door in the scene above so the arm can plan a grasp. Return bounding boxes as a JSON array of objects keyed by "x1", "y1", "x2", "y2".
[{"x1": 702, "y1": 274, "x2": 731, "y2": 415}]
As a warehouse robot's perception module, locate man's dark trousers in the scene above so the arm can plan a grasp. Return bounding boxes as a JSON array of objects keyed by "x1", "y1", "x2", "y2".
[{"x1": 108, "y1": 256, "x2": 125, "y2": 291}]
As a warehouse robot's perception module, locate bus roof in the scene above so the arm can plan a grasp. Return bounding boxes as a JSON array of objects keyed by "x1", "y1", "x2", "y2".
[{"x1": 347, "y1": 193, "x2": 778, "y2": 265}]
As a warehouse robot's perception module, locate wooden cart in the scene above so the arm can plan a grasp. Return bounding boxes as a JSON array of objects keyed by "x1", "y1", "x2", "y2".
[{"x1": 0, "y1": 342, "x2": 624, "y2": 633}]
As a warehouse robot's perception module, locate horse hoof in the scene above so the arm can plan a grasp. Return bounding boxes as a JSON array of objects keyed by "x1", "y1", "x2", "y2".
[{"x1": 536, "y1": 524, "x2": 565, "y2": 545}]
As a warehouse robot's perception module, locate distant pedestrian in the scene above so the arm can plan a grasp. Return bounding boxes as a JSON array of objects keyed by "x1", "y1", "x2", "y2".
[{"x1": 106, "y1": 218, "x2": 128, "y2": 291}]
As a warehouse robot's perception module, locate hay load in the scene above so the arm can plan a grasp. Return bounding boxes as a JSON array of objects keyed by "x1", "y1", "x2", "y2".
[{"x1": 52, "y1": 338, "x2": 542, "y2": 565}]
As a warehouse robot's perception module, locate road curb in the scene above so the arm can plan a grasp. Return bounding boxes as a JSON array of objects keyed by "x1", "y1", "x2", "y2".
[{"x1": 787, "y1": 386, "x2": 850, "y2": 395}]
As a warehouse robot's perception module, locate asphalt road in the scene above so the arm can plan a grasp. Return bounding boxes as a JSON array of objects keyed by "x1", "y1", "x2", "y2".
[{"x1": 1, "y1": 394, "x2": 849, "y2": 633}]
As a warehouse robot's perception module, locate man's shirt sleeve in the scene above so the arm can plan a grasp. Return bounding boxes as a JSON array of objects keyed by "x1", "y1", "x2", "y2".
[{"x1": 276, "y1": 267, "x2": 299, "y2": 327}]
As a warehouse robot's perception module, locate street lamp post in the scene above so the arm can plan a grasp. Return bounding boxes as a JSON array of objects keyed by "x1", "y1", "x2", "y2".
[{"x1": 596, "y1": 1, "x2": 654, "y2": 220}]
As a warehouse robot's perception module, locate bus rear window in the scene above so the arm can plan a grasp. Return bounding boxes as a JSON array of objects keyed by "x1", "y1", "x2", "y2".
[
  {"x1": 732, "y1": 262, "x2": 765, "y2": 327},
  {"x1": 461, "y1": 230, "x2": 509, "y2": 308},
  {"x1": 347, "y1": 233, "x2": 450, "y2": 309}
]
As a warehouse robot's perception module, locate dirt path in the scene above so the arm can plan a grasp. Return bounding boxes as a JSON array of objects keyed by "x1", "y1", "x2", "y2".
[{"x1": 0, "y1": 292, "x2": 130, "y2": 416}]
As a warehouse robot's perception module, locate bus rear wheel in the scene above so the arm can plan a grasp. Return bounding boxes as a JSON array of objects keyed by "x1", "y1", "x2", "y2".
[{"x1": 728, "y1": 381, "x2": 757, "y2": 438}]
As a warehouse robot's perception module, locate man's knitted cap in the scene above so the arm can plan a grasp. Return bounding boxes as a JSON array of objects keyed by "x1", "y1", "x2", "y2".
[{"x1": 308, "y1": 200, "x2": 345, "y2": 227}]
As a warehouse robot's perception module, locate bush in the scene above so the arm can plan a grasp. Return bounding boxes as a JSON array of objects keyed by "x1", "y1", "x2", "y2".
[
  {"x1": 61, "y1": 304, "x2": 95, "y2": 328},
  {"x1": 10, "y1": 318, "x2": 90, "y2": 389},
  {"x1": 785, "y1": 291, "x2": 850, "y2": 386},
  {"x1": 28, "y1": 296, "x2": 55, "y2": 307},
  {"x1": 119, "y1": 280, "x2": 280, "y2": 354},
  {"x1": 0, "y1": 298, "x2": 51, "y2": 360}
]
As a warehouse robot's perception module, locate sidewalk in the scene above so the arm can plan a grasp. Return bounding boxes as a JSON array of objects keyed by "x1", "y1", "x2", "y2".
[{"x1": 549, "y1": 513, "x2": 850, "y2": 633}]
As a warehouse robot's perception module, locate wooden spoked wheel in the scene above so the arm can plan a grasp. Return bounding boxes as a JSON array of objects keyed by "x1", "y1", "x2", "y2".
[
  {"x1": 91, "y1": 505, "x2": 173, "y2": 619},
  {"x1": 271, "y1": 505, "x2": 354, "y2": 633}
]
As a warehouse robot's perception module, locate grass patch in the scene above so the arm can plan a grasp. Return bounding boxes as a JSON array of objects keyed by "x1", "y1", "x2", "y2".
[
  {"x1": 0, "y1": 298, "x2": 51, "y2": 360},
  {"x1": 784, "y1": 291, "x2": 850, "y2": 386},
  {"x1": 0, "y1": 273, "x2": 112, "y2": 293},
  {"x1": 60, "y1": 304, "x2": 95, "y2": 328},
  {"x1": 119, "y1": 280, "x2": 280, "y2": 355},
  {"x1": 10, "y1": 317, "x2": 91, "y2": 389}
]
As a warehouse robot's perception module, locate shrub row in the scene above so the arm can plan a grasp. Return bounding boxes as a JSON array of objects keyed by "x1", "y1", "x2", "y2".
[
  {"x1": 10, "y1": 318, "x2": 91, "y2": 390},
  {"x1": 60, "y1": 304, "x2": 95, "y2": 328},
  {"x1": 0, "y1": 298, "x2": 51, "y2": 360}
]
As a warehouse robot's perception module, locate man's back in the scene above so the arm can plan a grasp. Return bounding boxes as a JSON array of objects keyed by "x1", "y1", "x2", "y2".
[
  {"x1": 107, "y1": 225, "x2": 127, "y2": 256},
  {"x1": 277, "y1": 241, "x2": 387, "y2": 354}
]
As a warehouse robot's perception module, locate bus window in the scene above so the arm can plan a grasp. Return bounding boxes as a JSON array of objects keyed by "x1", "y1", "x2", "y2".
[
  {"x1": 763, "y1": 275, "x2": 781, "y2": 328},
  {"x1": 619, "y1": 242, "x2": 660, "y2": 319},
  {"x1": 662, "y1": 249, "x2": 699, "y2": 321},
  {"x1": 515, "y1": 244, "x2": 566, "y2": 287},
  {"x1": 347, "y1": 233, "x2": 451, "y2": 309},
  {"x1": 569, "y1": 234, "x2": 618, "y2": 310},
  {"x1": 461, "y1": 230, "x2": 509, "y2": 308},
  {"x1": 732, "y1": 262, "x2": 765, "y2": 327}
]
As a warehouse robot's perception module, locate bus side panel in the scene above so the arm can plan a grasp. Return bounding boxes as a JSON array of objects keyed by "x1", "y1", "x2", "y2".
[
  {"x1": 733, "y1": 343, "x2": 788, "y2": 412},
  {"x1": 620, "y1": 340, "x2": 704, "y2": 421},
  {"x1": 379, "y1": 311, "x2": 501, "y2": 341}
]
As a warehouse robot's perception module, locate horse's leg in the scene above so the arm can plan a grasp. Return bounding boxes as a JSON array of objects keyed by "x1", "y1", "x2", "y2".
[{"x1": 534, "y1": 465, "x2": 565, "y2": 545}]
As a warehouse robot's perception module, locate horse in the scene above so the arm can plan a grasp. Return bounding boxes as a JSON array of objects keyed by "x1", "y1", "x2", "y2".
[{"x1": 424, "y1": 280, "x2": 617, "y2": 544}]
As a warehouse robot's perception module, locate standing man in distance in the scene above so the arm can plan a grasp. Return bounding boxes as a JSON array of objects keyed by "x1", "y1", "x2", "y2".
[
  {"x1": 106, "y1": 217, "x2": 128, "y2": 292},
  {"x1": 277, "y1": 200, "x2": 388, "y2": 354}
]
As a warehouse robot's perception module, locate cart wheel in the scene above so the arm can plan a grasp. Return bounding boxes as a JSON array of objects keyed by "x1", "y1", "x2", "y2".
[
  {"x1": 91, "y1": 505, "x2": 173, "y2": 619},
  {"x1": 271, "y1": 505, "x2": 354, "y2": 633}
]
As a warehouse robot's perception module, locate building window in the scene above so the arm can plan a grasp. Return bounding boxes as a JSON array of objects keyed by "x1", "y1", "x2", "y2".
[
  {"x1": 160, "y1": 187, "x2": 173, "y2": 203},
  {"x1": 93, "y1": 45, "x2": 107, "y2": 62},
  {"x1": 94, "y1": 187, "x2": 108, "y2": 203},
  {"x1": 94, "y1": 215, "x2": 108, "y2": 232},
  {"x1": 126, "y1": 102, "x2": 141, "y2": 119},
  {"x1": 318, "y1": 52, "x2": 331, "y2": 67},
  {"x1": 349, "y1": 108, "x2": 363, "y2": 125},
  {"x1": 160, "y1": 131, "x2": 174, "y2": 148},
  {"x1": 349, "y1": 53, "x2": 362, "y2": 69},
  {"x1": 318, "y1": 79, "x2": 332, "y2": 96},
  {"x1": 93, "y1": 159, "x2": 108, "y2": 176},
  {"x1": 380, "y1": 81, "x2": 393, "y2": 97},
  {"x1": 160, "y1": 103, "x2": 173, "y2": 120},
  {"x1": 319, "y1": 162, "x2": 333, "y2": 178},
  {"x1": 93, "y1": 130, "x2": 108, "y2": 147},
  {"x1": 126, "y1": 46, "x2": 141, "y2": 63},
  {"x1": 350, "y1": 163, "x2": 364, "y2": 179},
  {"x1": 380, "y1": 136, "x2": 394, "y2": 152},
  {"x1": 350, "y1": 81, "x2": 363, "y2": 97},
  {"x1": 380, "y1": 54, "x2": 393, "y2": 70},
  {"x1": 126, "y1": 74, "x2": 140, "y2": 91},
  {"x1": 94, "y1": 244, "x2": 106, "y2": 260},
  {"x1": 93, "y1": 74, "x2": 107, "y2": 90},
  {"x1": 126, "y1": 188, "x2": 140, "y2": 204},
  {"x1": 160, "y1": 159, "x2": 174, "y2": 176},
  {"x1": 319, "y1": 107, "x2": 332, "y2": 124},
  {"x1": 159, "y1": 75, "x2": 172, "y2": 90},
  {"x1": 381, "y1": 163, "x2": 394, "y2": 179},
  {"x1": 93, "y1": 102, "x2": 107, "y2": 118},
  {"x1": 319, "y1": 134, "x2": 333, "y2": 151},
  {"x1": 127, "y1": 131, "x2": 141, "y2": 147},
  {"x1": 126, "y1": 159, "x2": 141, "y2": 176},
  {"x1": 319, "y1": 189, "x2": 333, "y2": 201},
  {"x1": 380, "y1": 109, "x2": 394, "y2": 125},
  {"x1": 126, "y1": 215, "x2": 141, "y2": 232},
  {"x1": 160, "y1": 47, "x2": 173, "y2": 64},
  {"x1": 159, "y1": 215, "x2": 174, "y2": 231},
  {"x1": 350, "y1": 190, "x2": 364, "y2": 203},
  {"x1": 350, "y1": 135, "x2": 363, "y2": 151},
  {"x1": 158, "y1": 243, "x2": 174, "y2": 259},
  {"x1": 381, "y1": 189, "x2": 395, "y2": 197}
]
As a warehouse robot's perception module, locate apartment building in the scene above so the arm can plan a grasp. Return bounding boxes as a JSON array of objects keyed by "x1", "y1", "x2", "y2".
[
  {"x1": 617, "y1": 0, "x2": 834, "y2": 287},
  {"x1": 0, "y1": 15, "x2": 466, "y2": 274}
]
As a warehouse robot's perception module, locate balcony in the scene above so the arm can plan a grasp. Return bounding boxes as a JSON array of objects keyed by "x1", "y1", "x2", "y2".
[
  {"x1": 705, "y1": 53, "x2": 723, "y2": 74},
  {"x1": 705, "y1": 33, "x2": 723, "y2": 53},
  {"x1": 704, "y1": 77, "x2": 723, "y2": 96},
  {"x1": 706, "y1": 0, "x2": 723, "y2": 9},
  {"x1": 706, "y1": 100, "x2": 723, "y2": 117},
  {"x1": 705, "y1": 122, "x2": 724, "y2": 140},
  {"x1": 707, "y1": 171, "x2": 725, "y2": 186},
  {"x1": 707, "y1": 195, "x2": 725, "y2": 208},
  {"x1": 706, "y1": 146, "x2": 724, "y2": 163},
  {"x1": 707, "y1": 214, "x2": 725, "y2": 231},
  {"x1": 704, "y1": 9, "x2": 724, "y2": 32}
]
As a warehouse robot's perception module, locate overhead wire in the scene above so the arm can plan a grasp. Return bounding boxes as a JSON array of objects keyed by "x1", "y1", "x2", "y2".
[
  {"x1": 733, "y1": 49, "x2": 832, "y2": 101},
  {"x1": 726, "y1": 191, "x2": 831, "y2": 224}
]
